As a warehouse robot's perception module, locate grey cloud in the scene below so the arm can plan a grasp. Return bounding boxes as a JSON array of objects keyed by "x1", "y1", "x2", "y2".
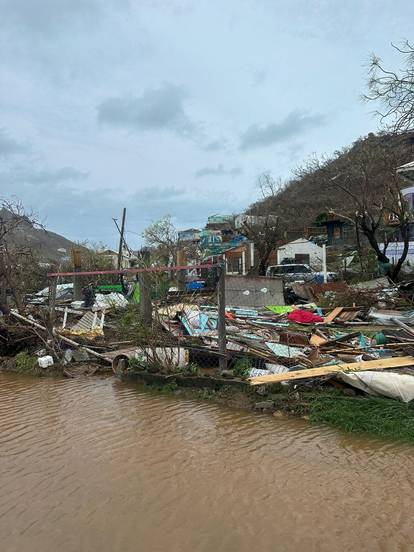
[
  {"x1": 195, "y1": 164, "x2": 242, "y2": 178},
  {"x1": 0, "y1": 169, "x2": 244, "y2": 246},
  {"x1": 240, "y1": 110, "x2": 326, "y2": 150},
  {"x1": 252, "y1": 67, "x2": 267, "y2": 85},
  {"x1": 98, "y1": 83, "x2": 196, "y2": 138},
  {"x1": 202, "y1": 140, "x2": 226, "y2": 152},
  {"x1": 1, "y1": 166, "x2": 89, "y2": 185},
  {"x1": 135, "y1": 186, "x2": 186, "y2": 202},
  {"x1": 0, "y1": 128, "x2": 29, "y2": 157},
  {"x1": 0, "y1": 0, "x2": 108, "y2": 35},
  {"x1": 31, "y1": 167, "x2": 89, "y2": 184}
]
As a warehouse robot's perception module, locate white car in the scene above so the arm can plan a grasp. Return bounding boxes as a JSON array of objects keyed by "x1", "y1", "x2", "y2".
[{"x1": 266, "y1": 264, "x2": 337, "y2": 283}]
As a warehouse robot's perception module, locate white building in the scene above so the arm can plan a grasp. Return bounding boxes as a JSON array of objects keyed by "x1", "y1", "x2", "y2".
[
  {"x1": 383, "y1": 161, "x2": 414, "y2": 264},
  {"x1": 378, "y1": 241, "x2": 414, "y2": 264},
  {"x1": 397, "y1": 160, "x2": 414, "y2": 182},
  {"x1": 97, "y1": 248, "x2": 138, "y2": 269},
  {"x1": 277, "y1": 238, "x2": 323, "y2": 269}
]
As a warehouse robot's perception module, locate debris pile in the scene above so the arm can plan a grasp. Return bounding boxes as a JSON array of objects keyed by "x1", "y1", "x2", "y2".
[{"x1": 2, "y1": 272, "x2": 414, "y2": 403}]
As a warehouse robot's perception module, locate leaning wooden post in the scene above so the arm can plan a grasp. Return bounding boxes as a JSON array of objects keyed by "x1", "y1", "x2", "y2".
[{"x1": 217, "y1": 259, "x2": 227, "y2": 371}]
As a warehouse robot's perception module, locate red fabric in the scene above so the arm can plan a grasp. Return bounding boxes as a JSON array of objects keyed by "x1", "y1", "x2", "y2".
[{"x1": 288, "y1": 310, "x2": 324, "y2": 324}]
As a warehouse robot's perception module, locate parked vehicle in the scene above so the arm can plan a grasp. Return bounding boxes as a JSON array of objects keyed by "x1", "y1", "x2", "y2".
[{"x1": 265, "y1": 263, "x2": 337, "y2": 283}]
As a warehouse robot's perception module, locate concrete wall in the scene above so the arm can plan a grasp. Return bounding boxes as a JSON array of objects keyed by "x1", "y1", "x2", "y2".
[
  {"x1": 225, "y1": 275, "x2": 284, "y2": 307},
  {"x1": 379, "y1": 241, "x2": 414, "y2": 264}
]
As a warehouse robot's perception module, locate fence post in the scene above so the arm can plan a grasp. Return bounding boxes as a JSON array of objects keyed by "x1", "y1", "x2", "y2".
[
  {"x1": 176, "y1": 248, "x2": 186, "y2": 291},
  {"x1": 48, "y1": 278, "x2": 57, "y2": 332},
  {"x1": 322, "y1": 244, "x2": 328, "y2": 283},
  {"x1": 71, "y1": 247, "x2": 83, "y2": 301},
  {"x1": 139, "y1": 249, "x2": 152, "y2": 325},
  {"x1": 217, "y1": 260, "x2": 227, "y2": 371}
]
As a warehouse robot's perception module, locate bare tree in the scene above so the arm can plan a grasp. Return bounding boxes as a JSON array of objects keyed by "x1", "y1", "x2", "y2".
[
  {"x1": 59, "y1": 241, "x2": 116, "y2": 286},
  {"x1": 240, "y1": 174, "x2": 287, "y2": 275},
  {"x1": 365, "y1": 41, "x2": 414, "y2": 132},
  {"x1": 143, "y1": 215, "x2": 179, "y2": 265},
  {"x1": 0, "y1": 199, "x2": 46, "y2": 311},
  {"x1": 309, "y1": 134, "x2": 413, "y2": 280}
]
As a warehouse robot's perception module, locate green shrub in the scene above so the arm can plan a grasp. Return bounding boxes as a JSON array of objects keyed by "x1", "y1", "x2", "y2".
[
  {"x1": 170, "y1": 362, "x2": 200, "y2": 376},
  {"x1": 185, "y1": 362, "x2": 200, "y2": 375},
  {"x1": 232, "y1": 357, "x2": 252, "y2": 379},
  {"x1": 15, "y1": 352, "x2": 38, "y2": 374}
]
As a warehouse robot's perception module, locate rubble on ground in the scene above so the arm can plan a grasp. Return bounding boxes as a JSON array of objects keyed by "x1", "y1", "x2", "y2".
[{"x1": 2, "y1": 275, "x2": 414, "y2": 405}]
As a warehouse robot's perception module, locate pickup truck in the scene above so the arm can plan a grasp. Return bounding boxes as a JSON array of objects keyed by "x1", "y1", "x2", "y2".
[{"x1": 265, "y1": 263, "x2": 337, "y2": 283}]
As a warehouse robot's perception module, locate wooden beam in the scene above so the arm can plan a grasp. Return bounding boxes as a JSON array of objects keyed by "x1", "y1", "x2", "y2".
[
  {"x1": 324, "y1": 306, "x2": 344, "y2": 323},
  {"x1": 249, "y1": 356, "x2": 414, "y2": 385},
  {"x1": 309, "y1": 334, "x2": 326, "y2": 347}
]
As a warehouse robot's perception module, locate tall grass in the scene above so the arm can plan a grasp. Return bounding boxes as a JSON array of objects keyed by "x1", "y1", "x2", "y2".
[{"x1": 309, "y1": 393, "x2": 414, "y2": 444}]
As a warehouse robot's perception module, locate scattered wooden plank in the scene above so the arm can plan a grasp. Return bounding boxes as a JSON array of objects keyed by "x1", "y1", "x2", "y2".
[
  {"x1": 324, "y1": 306, "x2": 344, "y2": 323},
  {"x1": 309, "y1": 334, "x2": 327, "y2": 347},
  {"x1": 249, "y1": 356, "x2": 414, "y2": 385}
]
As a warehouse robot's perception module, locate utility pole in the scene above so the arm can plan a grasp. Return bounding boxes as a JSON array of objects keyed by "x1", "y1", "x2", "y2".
[
  {"x1": 117, "y1": 208, "x2": 127, "y2": 270},
  {"x1": 113, "y1": 217, "x2": 133, "y2": 257}
]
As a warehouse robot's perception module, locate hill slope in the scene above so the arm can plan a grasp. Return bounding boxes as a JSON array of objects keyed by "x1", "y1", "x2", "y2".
[
  {"x1": 0, "y1": 208, "x2": 80, "y2": 261},
  {"x1": 248, "y1": 132, "x2": 414, "y2": 232}
]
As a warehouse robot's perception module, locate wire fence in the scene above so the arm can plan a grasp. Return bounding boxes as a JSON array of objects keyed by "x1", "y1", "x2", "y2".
[{"x1": 48, "y1": 262, "x2": 227, "y2": 374}]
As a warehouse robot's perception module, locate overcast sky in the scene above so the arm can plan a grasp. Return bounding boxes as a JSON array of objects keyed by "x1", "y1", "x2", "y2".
[{"x1": 1, "y1": 0, "x2": 414, "y2": 249}]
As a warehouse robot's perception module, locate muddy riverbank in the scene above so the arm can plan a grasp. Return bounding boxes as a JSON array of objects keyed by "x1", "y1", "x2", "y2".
[{"x1": 3, "y1": 354, "x2": 414, "y2": 445}]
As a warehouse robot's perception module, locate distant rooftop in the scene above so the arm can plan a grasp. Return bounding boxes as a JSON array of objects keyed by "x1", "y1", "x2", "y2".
[
  {"x1": 207, "y1": 214, "x2": 234, "y2": 224},
  {"x1": 397, "y1": 161, "x2": 414, "y2": 182}
]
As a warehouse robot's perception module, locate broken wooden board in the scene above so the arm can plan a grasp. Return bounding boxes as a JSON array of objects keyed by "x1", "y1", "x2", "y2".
[
  {"x1": 324, "y1": 306, "x2": 344, "y2": 323},
  {"x1": 309, "y1": 334, "x2": 327, "y2": 347},
  {"x1": 248, "y1": 356, "x2": 414, "y2": 385}
]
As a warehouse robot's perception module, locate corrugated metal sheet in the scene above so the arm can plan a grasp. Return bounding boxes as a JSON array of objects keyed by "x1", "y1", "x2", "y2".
[
  {"x1": 71, "y1": 312, "x2": 97, "y2": 332},
  {"x1": 225, "y1": 275, "x2": 284, "y2": 307}
]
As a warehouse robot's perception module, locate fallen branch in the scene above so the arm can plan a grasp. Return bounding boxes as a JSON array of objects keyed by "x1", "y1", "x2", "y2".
[{"x1": 10, "y1": 310, "x2": 111, "y2": 363}]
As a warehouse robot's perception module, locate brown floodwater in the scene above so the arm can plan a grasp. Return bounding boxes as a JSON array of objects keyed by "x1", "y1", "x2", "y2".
[{"x1": 1, "y1": 373, "x2": 414, "y2": 552}]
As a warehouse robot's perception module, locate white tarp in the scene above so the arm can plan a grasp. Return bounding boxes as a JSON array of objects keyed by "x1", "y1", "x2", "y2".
[
  {"x1": 93, "y1": 292, "x2": 128, "y2": 310},
  {"x1": 36, "y1": 283, "x2": 73, "y2": 297},
  {"x1": 338, "y1": 370, "x2": 414, "y2": 403},
  {"x1": 31, "y1": 283, "x2": 73, "y2": 304}
]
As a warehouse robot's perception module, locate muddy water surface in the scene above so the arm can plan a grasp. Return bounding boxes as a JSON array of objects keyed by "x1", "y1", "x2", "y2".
[{"x1": 1, "y1": 373, "x2": 414, "y2": 551}]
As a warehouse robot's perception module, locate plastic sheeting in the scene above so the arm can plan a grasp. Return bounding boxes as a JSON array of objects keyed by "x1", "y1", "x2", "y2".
[
  {"x1": 93, "y1": 292, "x2": 128, "y2": 310},
  {"x1": 31, "y1": 283, "x2": 73, "y2": 304},
  {"x1": 368, "y1": 308, "x2": 414, "y2": 325},
  {"x1": 338, "y1": 370, "x2": 414, "y2": 403}
]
